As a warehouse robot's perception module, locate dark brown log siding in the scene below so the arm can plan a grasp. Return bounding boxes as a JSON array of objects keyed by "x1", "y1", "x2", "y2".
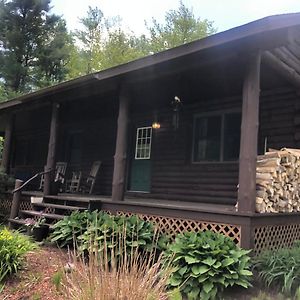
[
  {"x1": 131, "y1": 95, "x2": 242, "y2": 205},
  {"x1": 11, "y1": 87, "x2": 300, "y2": 201},
  {"x1": 259, "y1": 88, "x2": 299, "y2": 151}
]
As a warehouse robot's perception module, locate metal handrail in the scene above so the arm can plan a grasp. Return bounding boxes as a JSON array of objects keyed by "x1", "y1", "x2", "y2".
[{"x1": 12, "y1": 169, "x2": 53, "y2": 194}]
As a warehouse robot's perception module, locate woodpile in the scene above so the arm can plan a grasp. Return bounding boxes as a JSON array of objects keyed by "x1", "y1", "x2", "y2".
[{"x1": 256, "y1": 148, "x2": 300, "y2": 213}]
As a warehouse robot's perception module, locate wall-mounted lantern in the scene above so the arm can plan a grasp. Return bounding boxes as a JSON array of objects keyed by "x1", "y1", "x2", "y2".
[{"x1": 171, "y1": 95, "x2": 182, "y2": 130}]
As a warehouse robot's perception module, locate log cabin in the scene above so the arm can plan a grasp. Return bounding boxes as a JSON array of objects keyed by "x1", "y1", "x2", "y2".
[{"x1": 2, "y1": 13, "x2": 300, "y2": 254}]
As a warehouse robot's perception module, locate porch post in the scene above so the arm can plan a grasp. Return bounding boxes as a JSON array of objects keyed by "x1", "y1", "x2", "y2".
[
  {"x1": 1, "y1": 113, "x2": 14, "y2": 174},
  {"x1": 238, "y1": 51, "x2": 261, "y2": 213},
  {"x1": 112, "y1": 88, "x2": 130, "y2": 201},
  {"x1": 44, "y1": 102, "x2": 59, "y2": 196}
]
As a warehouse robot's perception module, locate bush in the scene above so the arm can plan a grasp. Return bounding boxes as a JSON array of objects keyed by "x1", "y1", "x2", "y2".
[
  {"x1": 253, "y1": 242, "x2": 300, "y2": 296},
  {"x1": 165, "y1": 231, "x2": 252, "y2": 300},
  {"x1": 0, "y1": 227, "x2": 37, "y2": 282},
  {"x1": 50, "y1": 210, "x2": 92, "y2": 247},
  {"x1": 51, "y1": 211, "x2": 166, "y2": 260},
  {"x1": 0, "y1": 169, "x2": 15, "y2": 193}
]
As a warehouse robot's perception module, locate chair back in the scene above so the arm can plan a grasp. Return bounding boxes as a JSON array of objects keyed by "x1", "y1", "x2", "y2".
[
  {"x1": 39, "y1": 162, "x2": 67, "y2": 190},
  {"x1": 69, "y1": 171, "x2": 82, "y2": 193},
  {"x1": 55, "y1": 162, "x2": 68, "y2": 183},
  {"x1": 88, "y1": 161, "x2": 102, "y2": 179},
  {"x1": 86, "y1": 161, "x2": 102, "y2": 194}
]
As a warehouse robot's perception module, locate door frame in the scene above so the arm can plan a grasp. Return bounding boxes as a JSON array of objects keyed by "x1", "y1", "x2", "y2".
[{"x1": 128, "y1": 125, "x2": 153, "y2": 193}]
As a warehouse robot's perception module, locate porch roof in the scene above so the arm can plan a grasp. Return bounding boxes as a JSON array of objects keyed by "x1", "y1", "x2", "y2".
[{"x1": 1, "y1": 12, "x2": 300, "y2": 112}]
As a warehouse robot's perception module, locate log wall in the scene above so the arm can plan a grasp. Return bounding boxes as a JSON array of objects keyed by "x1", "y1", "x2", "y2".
[{"x1": 10, "y1": 87, "x2": 300, "y2": 202}]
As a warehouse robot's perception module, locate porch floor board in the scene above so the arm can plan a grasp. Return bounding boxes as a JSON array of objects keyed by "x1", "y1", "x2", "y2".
[{"x1": 22, "y1": 191, "x2": 236, "y2": 214}]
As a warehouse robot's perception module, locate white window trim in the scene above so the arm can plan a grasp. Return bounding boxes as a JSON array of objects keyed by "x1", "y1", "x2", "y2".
[{"x1": 134, "y1": 126, "x2": 152, "y2": 160}]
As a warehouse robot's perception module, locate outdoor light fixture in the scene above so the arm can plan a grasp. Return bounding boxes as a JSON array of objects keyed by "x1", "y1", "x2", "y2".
[
  {"x1": 171, "y1": 95, "x2": 183, "y2": 130},
  {"x1": 152, "y1": 121, "x2": 161, "y2": 129}
]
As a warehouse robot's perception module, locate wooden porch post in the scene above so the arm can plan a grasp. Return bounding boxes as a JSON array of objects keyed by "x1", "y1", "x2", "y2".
[
  {"x1": 112, "y1": 89, "x2": 130, "y2": 201},
  {"x1": 44, "y1": 103, "x2": 59, "y2": 196},
  {"x1": 238, "y1": 51, "x2": 261, "y2": 213},
  {"x1": 1, "y1": 114, "x2": 14, "y2": 174}
]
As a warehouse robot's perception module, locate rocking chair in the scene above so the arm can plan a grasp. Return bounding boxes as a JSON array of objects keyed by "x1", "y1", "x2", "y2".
[
  {"x1": 39, "y1": 162, "x2": 67, "y2": 190},
  {"x1": 65, "y1": 171, "x2": 82, "y2": 193},
  {"x1": 81, "y1": 161, "x2": 102, "y2": 194}
]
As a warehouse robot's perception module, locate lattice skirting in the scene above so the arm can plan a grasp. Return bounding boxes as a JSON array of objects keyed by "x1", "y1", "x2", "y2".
[
  {"x1": 0, "y1": 195, "x2": 33, "y2": 216},
  {"x1": 0, "y1": 195, "x2": 13, "y2": 215},
  {"x1": 254, "y1": 224, "x2": 300, "y2": 255},
  {"x1": 115, "y1": 211, "x2": 241, "y2": 245}
]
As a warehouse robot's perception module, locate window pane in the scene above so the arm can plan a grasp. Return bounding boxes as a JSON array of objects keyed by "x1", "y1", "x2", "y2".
[
  {"x1": 193, "y1": 116, "x2": 221, "y2": 161},
  {"x1": 223, "y1": 113, "x2": 241, "y2": 161},
  {"x1": 135, "y1": 127, "x2": 152, "y2": 159}
]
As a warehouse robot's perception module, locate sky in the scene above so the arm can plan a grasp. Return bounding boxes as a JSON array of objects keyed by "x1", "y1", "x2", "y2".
[{"x1": 51, "y1": 0, "x2": 300, "y2": 35}]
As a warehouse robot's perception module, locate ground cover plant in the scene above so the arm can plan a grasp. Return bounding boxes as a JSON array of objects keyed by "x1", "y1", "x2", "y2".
[
  {"x1": 165, "y1": 230, "x2": 252, "y2": 300},
  {"x1": 253, "y1": 241, "x2": 300, "y2": 297},
  {"x1": 0, "y1": 227, "x2": 37, "y2": 283}
]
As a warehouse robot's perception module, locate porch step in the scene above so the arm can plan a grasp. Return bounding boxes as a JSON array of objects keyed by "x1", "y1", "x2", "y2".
[
  {"x1": 43, "y1": 195, "x2": 91, "y2": 209},
  {"x1": 20, "y1": 210, "x2": 65, "y2": 220},
  {"x1": 44, "y1": 195, "x2": 91, "y2": 203},
  {"x1": 8, "y1": 218, "x2": 54, "y2": 229},
  {"x1": 32, "y1": 202, "x2": 86, "y2": 211}
]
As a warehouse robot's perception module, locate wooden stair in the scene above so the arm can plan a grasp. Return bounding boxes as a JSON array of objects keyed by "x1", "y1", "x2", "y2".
[{"x1": 9, "y1": 193, "x2": 91, "y2": 229}]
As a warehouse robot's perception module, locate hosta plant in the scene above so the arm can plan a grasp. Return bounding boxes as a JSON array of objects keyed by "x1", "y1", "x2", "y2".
[
  {"x1": 165, "y1": 230, "x2": 252, "y2": 300},
  {"x1": 51, "y1": 210, "x2": 93, "y2": 247},
  {"x1": 51, "y1": 211, "x2": 167, "y2": 261}
]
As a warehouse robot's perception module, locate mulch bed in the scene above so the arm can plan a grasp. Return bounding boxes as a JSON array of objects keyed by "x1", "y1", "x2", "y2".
[
  {"x1": 1, "y1": 244, "x2": 284, "y2": 300},
  {"x1": 2, "y1": 245, "x2": 69, "y2": 300}
]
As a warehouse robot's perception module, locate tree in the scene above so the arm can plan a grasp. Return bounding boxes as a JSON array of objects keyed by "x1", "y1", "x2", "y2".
[
  {"x1": 101, "y1": 28, "x2": 149, "y2": 70},
  {"x1": 147, "y1": 1, "x2": 216, "y2": 53},
  {"x1": 74, "y1": 6, "x2": 105, "y2": 74},
  {"x1": 0, "y1": 0, "x2": 71, "y2": 94}
]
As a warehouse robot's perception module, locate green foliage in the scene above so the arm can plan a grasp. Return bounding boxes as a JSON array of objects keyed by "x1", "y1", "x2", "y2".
[
  {"x1": 50, "y1": 210, "x2": 92, "y2": 247},
  {"x1": 77, "y1": 212, "x2": 154, "y2": 254},
  {"x1": 253, "y1": 242, "x2": 300, "y2": 296},
  {"x1": 52, "y1": 269, "x2": 64, "y2": 292},
  {"x1": 51, "y1": 211, "x2": 163, "y2": 259},
  {"x1": 0, "y1": 168, "x2": 15, "y2": 193},
  {"x1": 0, "y1": 0, "x2": 71, "y2": 94},
  {"x1": 165, "y1": 231, "x2": 252, "y2": 300},
  {"x1": 146, "y1": 1, "x2": 216, "y2": 53},
  {"x1": 0, "y1": 227, "x2": 37, "y2": 282}
]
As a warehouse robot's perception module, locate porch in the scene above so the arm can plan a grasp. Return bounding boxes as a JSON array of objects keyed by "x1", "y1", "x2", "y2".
[
  {"x1": 3, "y1": 189, "x2": 300, "y2": 255},
  {"x1": 2, "y1": 14, "x2": 300, "y2": 254}
]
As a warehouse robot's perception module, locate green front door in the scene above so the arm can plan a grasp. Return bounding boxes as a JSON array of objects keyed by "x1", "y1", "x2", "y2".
[{"x1": 129, "y1": 126, "x2": 152, "y2": 192}]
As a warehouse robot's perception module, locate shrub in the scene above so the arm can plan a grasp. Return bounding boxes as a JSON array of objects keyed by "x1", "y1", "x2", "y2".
[
  {"x1": 51, "y1": 210, "x2": 92, "y2": 247},
  {"x1": 51, "y1": 211, "x2": 166, "y2": 260},
  {"x1": 62, "y1": 227, "x2": 171, "y2": 300},
  {"x1": 253, "y1": 242, "x2": 300, "y2": 296},
  {"x1": 165, "y1": 231, "x2": 252, "y2": 300},
  {"x1": 0, "y1": 227, "x2": 37, "y2": 282}
]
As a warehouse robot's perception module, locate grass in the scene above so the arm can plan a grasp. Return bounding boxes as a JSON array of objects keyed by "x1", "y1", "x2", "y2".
[{"x1": 62, "y1": 233, "x2": 172, "y2": 300}]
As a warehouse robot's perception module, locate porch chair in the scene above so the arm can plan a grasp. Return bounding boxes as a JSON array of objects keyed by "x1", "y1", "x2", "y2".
[
  {"x1": 80, "y1": 161, "x2": 102, "y2": 194},
  {"x1": 65, "y1": 171, "x2": 82, "y2": 193},
  {"x1": 39, "y1": 162, "x2": 68, "y2": 190}
]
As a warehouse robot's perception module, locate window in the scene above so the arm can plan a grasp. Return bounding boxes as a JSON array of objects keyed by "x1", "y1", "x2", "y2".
[
  {"x1": 135, "y1": 127, "x2": 152, "y2": 159},
  {"x1": 193, "y1": 112, "x2": 241, "y2": 162}
]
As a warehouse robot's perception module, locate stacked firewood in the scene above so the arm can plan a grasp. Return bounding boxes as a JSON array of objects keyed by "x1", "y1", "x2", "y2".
[{"x1": 256, "y1": 148, "x2": 300, "y2": 213}]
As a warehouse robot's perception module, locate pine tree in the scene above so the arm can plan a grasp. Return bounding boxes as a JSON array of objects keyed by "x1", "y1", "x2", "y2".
[{"x1": 0, "y1": 0, "x2": 71, "y2": 95}]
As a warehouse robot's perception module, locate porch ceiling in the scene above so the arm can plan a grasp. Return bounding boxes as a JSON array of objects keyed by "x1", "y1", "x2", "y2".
[
  {"x1": 262, "y1": 39, "x2": 300, "y2": 89},
  {"x1": 0, "y1": 13, "x2": 300, "y2": 113}
]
